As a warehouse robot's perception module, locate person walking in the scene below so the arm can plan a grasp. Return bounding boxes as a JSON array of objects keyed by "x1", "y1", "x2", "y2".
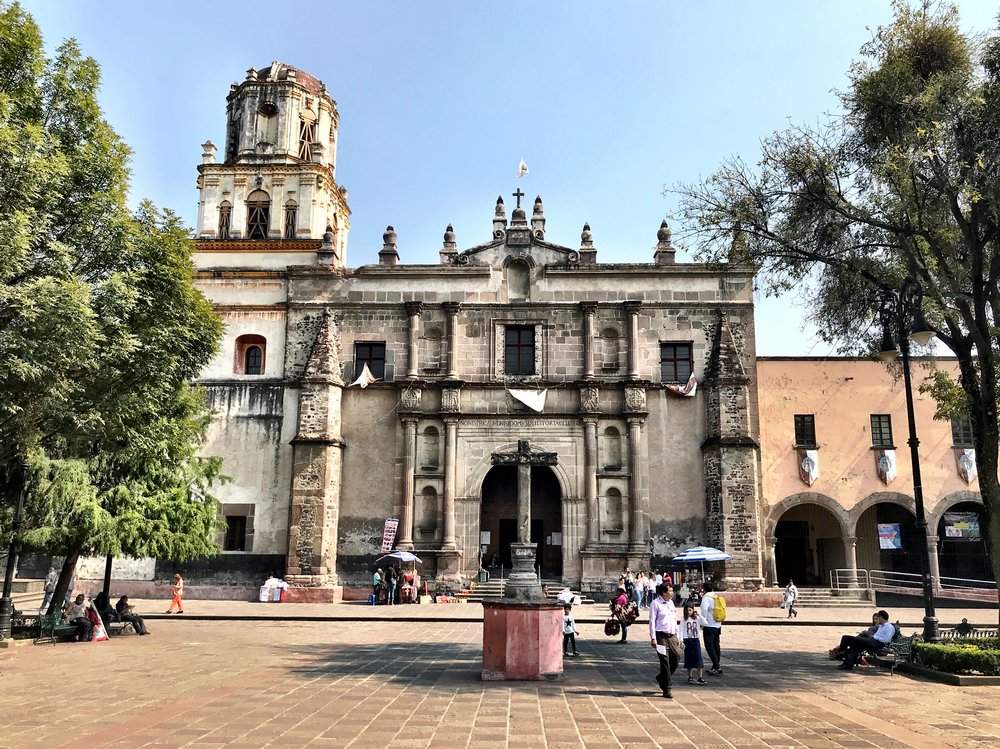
[
  {"x1": 562, "y1": 604, "x2": 579, "y2": 656},
  {"x1": 681, "y1": 603, "x2": 707, "y2": 685},
  {"x1": 165, "y1": 573, "x2": 184, "y2": 614},
  {"x1": 699, "y1": 581, "x2": 725, "y2": 675},
  {"x1": 783, "y1": 580, "x2": 799, "y2": 619},
  {"x1": 40, "y1": 566, "x2": 58, "y2": 614},
  {"x1": 372, "y1": 568, "x2": 383, "y2": 605},
  {"x1": 387, "y1": 566, "x2": 398, "y2": 606},
  {"x1": 611, "y1": 585, "x2": 631, "y2": 643},
  {"x1": 648, "y1": 582, "x2": 679, "y2": 699}
]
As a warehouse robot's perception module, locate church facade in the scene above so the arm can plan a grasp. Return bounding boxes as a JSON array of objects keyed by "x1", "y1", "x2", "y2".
[{"x1": 191, "y1": 62, "x2": 765, "y2": 598}]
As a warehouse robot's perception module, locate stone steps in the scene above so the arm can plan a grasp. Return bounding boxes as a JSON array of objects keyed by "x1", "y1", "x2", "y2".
[
  {"x1": 459, "y1": 579, "x2": 595, "y2": 604},
  {"x1": 784, "y1": 588, "x2": 873, "y2": 607}
]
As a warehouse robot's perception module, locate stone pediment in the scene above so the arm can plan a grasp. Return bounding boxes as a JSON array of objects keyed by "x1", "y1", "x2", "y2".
[{"x1": 453, "y1": 233, "x2": 580, "y2": 269}]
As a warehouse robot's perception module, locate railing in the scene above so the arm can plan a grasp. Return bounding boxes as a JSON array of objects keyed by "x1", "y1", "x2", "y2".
[{"x1": 831, "y1": 568, "x2": 996, "y2": 601}]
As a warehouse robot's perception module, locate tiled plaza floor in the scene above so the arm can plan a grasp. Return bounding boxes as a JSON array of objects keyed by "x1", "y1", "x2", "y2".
[{"x1": 2, "y1": 620, "x2": 999, "y2": 749}]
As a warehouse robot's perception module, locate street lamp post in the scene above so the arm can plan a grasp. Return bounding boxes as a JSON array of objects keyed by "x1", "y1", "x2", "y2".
[{"x1": 878, "y1": 278, "x2": 939, "y2": 642}]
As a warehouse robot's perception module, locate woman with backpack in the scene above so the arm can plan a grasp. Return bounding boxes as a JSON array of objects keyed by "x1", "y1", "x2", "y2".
[{"x1": 699, "y1": 581, "x2": 725, "y2": 675}]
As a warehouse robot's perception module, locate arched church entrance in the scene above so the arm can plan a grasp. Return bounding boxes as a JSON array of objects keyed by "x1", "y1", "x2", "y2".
[
  {"x1": 480, "y1": 464, "x2": 562, "y2": 579},
  {"x1": 774, "y1": 503, "x2": 846, "y2": 586}
]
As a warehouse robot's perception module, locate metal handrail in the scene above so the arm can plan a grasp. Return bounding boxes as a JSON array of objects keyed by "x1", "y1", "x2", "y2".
[{"x1": 831, "y1": 567, "x2": 995, "y2": 593}]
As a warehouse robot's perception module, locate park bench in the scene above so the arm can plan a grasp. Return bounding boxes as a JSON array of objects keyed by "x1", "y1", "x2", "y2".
[
  {"x1": 870, "y1": 633, "x2": 916, "y2": 676},
  {"x1": 105, "y1": 617, "x2": 135, "y2": 636},
  {"x1": 34, "y1": 609, "x2": 78, "y2": 645}
]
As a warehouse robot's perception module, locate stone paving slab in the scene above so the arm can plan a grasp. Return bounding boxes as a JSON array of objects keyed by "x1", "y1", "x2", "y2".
[
  {"x1": 105, "y1": 599, "x2": 1000, "y2": 628},
  {"x1": 2, "y1": 620, "x2": 999, "y2": 749}
]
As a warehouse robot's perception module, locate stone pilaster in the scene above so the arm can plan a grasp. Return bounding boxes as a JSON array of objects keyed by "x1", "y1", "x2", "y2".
[
  {"x1": 581, "y1": 302, "x2": 597, "y2": 380},
  {"x1": 398, "y1": 417, "x2": 418, "y2": 549},
  {"x1": 286, "y1": 310, "x2": 346, "y2": 601},
  {"x1": 442, "y1": 416, "x2": 459, "y2": 550},
  {"x1": 444, "y1": 302, "x2": 461, "y2": 379},
  {"x1": 624, "y1": 301, "x2": 641, "y2": 380},
  {"x1": 701, "y1": 312, "x2": 763, "y2": 586},
  {"x1": 405, "y1": 301, "x2": 423, "y2": 378},
  {"x1": 583, "y1": 417, "x2": 599, "y2": 547}
]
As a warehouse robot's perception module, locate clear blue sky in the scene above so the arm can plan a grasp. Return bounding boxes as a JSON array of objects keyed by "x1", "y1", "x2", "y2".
[{"x1": 22, "y1": 1, "x2": 997, "y2": 355}]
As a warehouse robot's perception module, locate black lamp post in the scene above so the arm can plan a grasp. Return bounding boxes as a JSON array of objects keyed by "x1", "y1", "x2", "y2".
[
  {"x1": 0, "y1": 460, "x2": 28, "y2": 641},
  {"x1": 878, "y1": 278, "x2": 939, "y2": 642}
]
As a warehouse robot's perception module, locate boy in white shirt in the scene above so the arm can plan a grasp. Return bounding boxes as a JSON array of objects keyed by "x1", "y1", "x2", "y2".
[{"x1": 563, "y1": 605, "x2": 579, "y2": 656}]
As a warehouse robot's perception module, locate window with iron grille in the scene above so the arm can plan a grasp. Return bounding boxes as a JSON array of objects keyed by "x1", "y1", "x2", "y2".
[
  {"x1": 355, "y1": 342, "x2": 386, "y2": 380},
  {"x1": 870, "y1": 414, "x2": 894, "y2": 448},
  {"x1": 659, "y1": 342, "x2": 693, "y2": 383},
  {"x1": 284, "y1": 203, "x2": 297, "y2": 239},
  {"x1": 504, "y1": 326, "x2": 535, "y2": 376},
  {"x1": 218, "y1": 201, "x2": 231, "y2": 239},
  {"x1": 951, "y1": 417, "x2": 975, "y2": 447},
  {"x1": 223, "y1": 516, "x2": 247, "y2": 551},
  {"x1": 244, "y1": 346, "x2": 263, "y2": 376},
  {"x1": 794, "y1": 414, "x2": 817, "y2": 448}
]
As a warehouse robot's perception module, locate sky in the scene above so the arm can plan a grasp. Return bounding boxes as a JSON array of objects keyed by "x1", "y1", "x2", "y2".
[{"x1": 21, "y1": 0, "x2": 999, "y2": 355}]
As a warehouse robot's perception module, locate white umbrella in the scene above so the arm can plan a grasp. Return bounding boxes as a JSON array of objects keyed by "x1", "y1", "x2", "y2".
[
  {"x1": 671, "y1": 546, "x2": 732, "y2": 580},
  {"x1": 375, "y1": 550, "x2": 422, "y2": 565}
]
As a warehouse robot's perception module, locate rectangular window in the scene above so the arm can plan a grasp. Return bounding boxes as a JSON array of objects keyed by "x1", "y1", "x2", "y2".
[
  {"x1": 951, "y1": 417, "x2": 975, "y2": 447},
  {"x1": 794, "y1": 414, "x2": 817, "y2": 448},
  {"x1": 659, "y1": 342, "x2": 693, "y2": 383},
  {"x1": 504, "y1": 326, "x2": 535, "y2": 376},
  {"x1": 355, "y1": 341, "x2": 386, "y2": 380},
  {"x1": 870, "y1": 414, "x2": 894, "y2": 448},
  {"x1": 223, "y1": 515, "x2": 247, "y2": 552}
]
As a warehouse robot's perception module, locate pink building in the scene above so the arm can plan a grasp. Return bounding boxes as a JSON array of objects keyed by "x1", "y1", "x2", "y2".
[{"x1": 758, "y1": 357, "x2": 989, "y2": 588}]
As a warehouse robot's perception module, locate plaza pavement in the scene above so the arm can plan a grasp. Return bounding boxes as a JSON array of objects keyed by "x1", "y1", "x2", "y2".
[
  {"x1": 118, "y1": 598, "x2": 1000, "y2": 629},
  {"x1": 2, "y1": 617, "x2": 999, "y2": 749}
]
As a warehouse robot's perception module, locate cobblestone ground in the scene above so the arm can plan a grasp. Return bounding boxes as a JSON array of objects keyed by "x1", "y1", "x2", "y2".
[{"x1": 2, "y1": 621, "x2": 999, "y2": 749}]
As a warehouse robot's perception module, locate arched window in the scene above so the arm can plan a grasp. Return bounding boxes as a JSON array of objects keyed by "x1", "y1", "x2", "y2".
[
  {"x1": 246, "y1": 190, "x2": 270, "y2": 240},
  {"x1": 298, "y1": 109, "x2": 317, "y2": 161},
  {"x1": 255, "y1": 101, "x2": 278, "y2": 149},
  {"x1": 600, "y1": 327, "x2": 620, "y2": 372},
  {"x1": 602, "y1": 426, "x2": 623, "y2": 471},
  {"x1": 604, "y1": 488, "x2": 624, "y2": 533},
  {"x1": 284, "y1": 200, "x2": 297, "y2": 239},
  {"x1": 217, "y1": 201, "x2": 232, "y2": 240},
  {"x1": 421, "y1": 426, "x2": 440, "y2": 470},
  {"x1": 234, "y1": 334, "x2": 267, "y2": 375},
  {"x1": 505, "y1": 259, "x2": 530, "y2": 300},
  {"x1": 422, "y1": 327, "x2": 443, "y2": 373}
]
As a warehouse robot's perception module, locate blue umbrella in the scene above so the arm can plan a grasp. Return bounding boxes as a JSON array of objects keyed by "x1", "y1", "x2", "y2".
[
  {"x1": 375, "y1": 550, "x2": 423, "y2": 565},
  {"x1": 671, "y1": 546, "x2": 732, "y2": 579}
]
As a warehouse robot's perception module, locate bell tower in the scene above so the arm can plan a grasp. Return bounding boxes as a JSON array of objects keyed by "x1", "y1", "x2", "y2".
[{"x1": 195, "y1": 61, "x2": 350, "y2": 266}]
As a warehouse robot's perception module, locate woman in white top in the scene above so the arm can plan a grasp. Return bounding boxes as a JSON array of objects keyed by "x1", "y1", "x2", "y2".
[{"x1": 783, "y1": 581, "x2": 798, "y2": 618}]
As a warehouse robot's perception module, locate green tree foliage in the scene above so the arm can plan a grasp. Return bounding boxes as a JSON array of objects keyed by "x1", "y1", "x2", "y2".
[
  {"x1": 674, "y1": 1, "x2": 1000, "y2": 607},
  {"x1": 0, "y1": 1, "x2": 223, "y2": 604}
]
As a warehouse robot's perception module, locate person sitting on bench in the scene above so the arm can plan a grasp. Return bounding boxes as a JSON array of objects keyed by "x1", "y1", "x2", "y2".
[
  {"x1": 115, "y1": 595, "x2": 150, "y2": 635},
  {"x1": 63, "y1": 594, "x2": 93, "y2": 642},
  {"x1": 837, "y1": 610, "x2": 895, "y2": 670}
]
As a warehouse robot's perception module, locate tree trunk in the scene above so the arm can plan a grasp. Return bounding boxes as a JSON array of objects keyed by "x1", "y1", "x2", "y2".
[{"x1": 47, "y1": 546, "x2": 82, "y2": 615}]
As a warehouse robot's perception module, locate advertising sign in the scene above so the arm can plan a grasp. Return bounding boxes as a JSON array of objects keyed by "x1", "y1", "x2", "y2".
[
  {"x1": 381, "y1": 518, "x2": 399, "y2": 552},
  {"x1": 943, "y1": 512, "x2": 981, "y2": 541},
  {"x1": 877, "y1": 523, "x2": 903, "y2": 550}
]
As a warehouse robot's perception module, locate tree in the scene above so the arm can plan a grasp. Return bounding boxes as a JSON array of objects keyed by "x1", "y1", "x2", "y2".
[
  {"x1": 673, "y1": 1, "x2": 1000, "y2": 610},
  {"x1": 0, "y1": 1, "x2": 223, "y2": 605}
]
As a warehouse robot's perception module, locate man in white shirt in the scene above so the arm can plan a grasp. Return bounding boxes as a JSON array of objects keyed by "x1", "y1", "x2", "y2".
[
  {"x1": 63, "y1": 594, "x2": 93, "y2": 642},
  {"x1": 648, "y1": 583, "x2": 679, "y2": 698},
  {"x1": 699, "y1": 582, "x2": 724, "y2": 675},
  {"x1": 838, "y1": 610, "x2": 896, "y2": 670}
]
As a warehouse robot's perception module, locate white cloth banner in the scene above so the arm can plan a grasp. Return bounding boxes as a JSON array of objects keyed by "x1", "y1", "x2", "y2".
[
  {"x1": 876, "y1": 449, "x2": 897, "y2": 485},
  {"x1": 508, "y1": 388, "x2": 547, "y2": 412},
  {"x1": 350, "y1": 362, "x2": 378, "y2": 388},
  {"x1": 665, "y1": 373, "x2": 698, "y2": 397},
  {"x1": 958, "y1": 448, "x2": 977, "y2": 484},
  {"x1": 798, "y1": 449, "x2": 819, "y2": 486}
]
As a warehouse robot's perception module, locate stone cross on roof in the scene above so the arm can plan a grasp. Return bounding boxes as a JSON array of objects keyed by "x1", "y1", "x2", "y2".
[{"x1": 512, "y1": 187, "x2": 525, "y2": 210}]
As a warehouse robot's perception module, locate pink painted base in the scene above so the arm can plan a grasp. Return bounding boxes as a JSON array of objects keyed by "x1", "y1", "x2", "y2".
[
  {"x1": 481, "y1": 601, "x2": 564, "y2": 681},
  {"x1": 284, "y1": 586, "x2": 343, "y2": 603}
]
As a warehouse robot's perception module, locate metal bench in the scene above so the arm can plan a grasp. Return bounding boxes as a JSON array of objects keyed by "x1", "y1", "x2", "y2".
[
  {"x1": 871, "y1": 634, "x2": 916, "y2": 676},
  {"x1": 34, "y1": 609, "x2": 79, "y2": 644}
]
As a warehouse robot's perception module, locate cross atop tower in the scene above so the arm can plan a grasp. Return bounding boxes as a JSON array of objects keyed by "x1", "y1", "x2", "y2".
[{"x1": 512, "y1": 187, "x2": 525, "y2": 210}]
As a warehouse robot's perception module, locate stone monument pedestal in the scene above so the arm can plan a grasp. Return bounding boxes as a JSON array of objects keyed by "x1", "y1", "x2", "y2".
[
  {"x1": 284, "y1": 575, "x2": 343, "y2": 603},
  {"x1": 481, "y1": 600, "x2": 564, "y2": 681}
]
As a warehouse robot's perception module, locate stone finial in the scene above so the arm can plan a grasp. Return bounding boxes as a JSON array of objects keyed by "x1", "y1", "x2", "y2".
[
  {"x1": 440, "y1": 223, "x2": 458, "y2": 263},
  {"x1": 579, "y1": 222, "x2": 597, "y2": 265},
  {"x1": 318, "y1": 224, "x2": 337, "y2": 265},
  {"x1": 493, "y1": 195, "x2": 507, "y2": 237},
  {"x1": 654, "y1": 218, "x2": 675, "y2": 265},
  {"x1": 201, "y1": 140, "x2": 217, "y2": 164},
  {"x1": 531, "y1": 195, "x2": 545, "y2": 238},
  {"x1": 245, "y1": 67, "x2": 258, "y2": 80},
  {"x1": 379, "y1": 225, "x2": 399, "y2": 266}
]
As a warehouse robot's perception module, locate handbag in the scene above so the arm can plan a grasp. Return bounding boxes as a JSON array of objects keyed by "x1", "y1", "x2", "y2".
[{"x1": 604, "y1": 617, "x2": 621, "y2": 637}]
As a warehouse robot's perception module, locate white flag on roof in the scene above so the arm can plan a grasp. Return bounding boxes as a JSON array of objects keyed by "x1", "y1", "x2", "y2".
[
  {"x1": 517, "y1": 159, "x2": 529, "y2": 178},
  {"x1": 350, "y1": 362, "x2": 379, "y2": 388}
]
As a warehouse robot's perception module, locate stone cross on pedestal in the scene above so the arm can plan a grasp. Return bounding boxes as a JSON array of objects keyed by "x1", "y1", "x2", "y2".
[{"x1": 491, "y1": 440, "x2": 558, "y2": 601}]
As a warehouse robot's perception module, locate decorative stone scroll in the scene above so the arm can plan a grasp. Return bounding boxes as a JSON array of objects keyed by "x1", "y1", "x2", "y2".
[
  {"x1": 624, "y1": 385, "x2": 646, "y2": 413},
  {"x1": 401, "y1": 386, "x2": 422, "y2": 411},
  {"x1": 441, "y1": 387, "x2": 461, "y2": 412},
  {"x1": 580, "y1": 385, "x2": 600, "y2": 413}
]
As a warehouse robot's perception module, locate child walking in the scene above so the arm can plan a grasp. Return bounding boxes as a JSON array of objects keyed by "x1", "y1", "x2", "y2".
[
  {"x1": 563, "y1": 604, "x2": 579, "y2": 656},
  {"x1": 681, "y1": 603, "x2": 707, "y2": 685}
]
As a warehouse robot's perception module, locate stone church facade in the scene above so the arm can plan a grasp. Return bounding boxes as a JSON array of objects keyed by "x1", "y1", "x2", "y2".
[{"x1": 191, "y1": 62, "x2": 765, "y2": 598}]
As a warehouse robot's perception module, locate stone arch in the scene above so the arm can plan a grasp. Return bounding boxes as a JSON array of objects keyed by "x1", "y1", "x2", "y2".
[
  {"x1": 503, "y1": 256, "x2": 531, "y2": 300},
  {"x1": 765, "y1": 492, "x2": 850, "y2": 540},
  {"x1": 465, "y1": 441, "x2": 575, "y2": 502},
  {"x1": 927, "y1": 490, "x2": 983, "y2": 531},
  {"x1": 849, "y1": 491, "x2": 916, "y2": 534}
]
